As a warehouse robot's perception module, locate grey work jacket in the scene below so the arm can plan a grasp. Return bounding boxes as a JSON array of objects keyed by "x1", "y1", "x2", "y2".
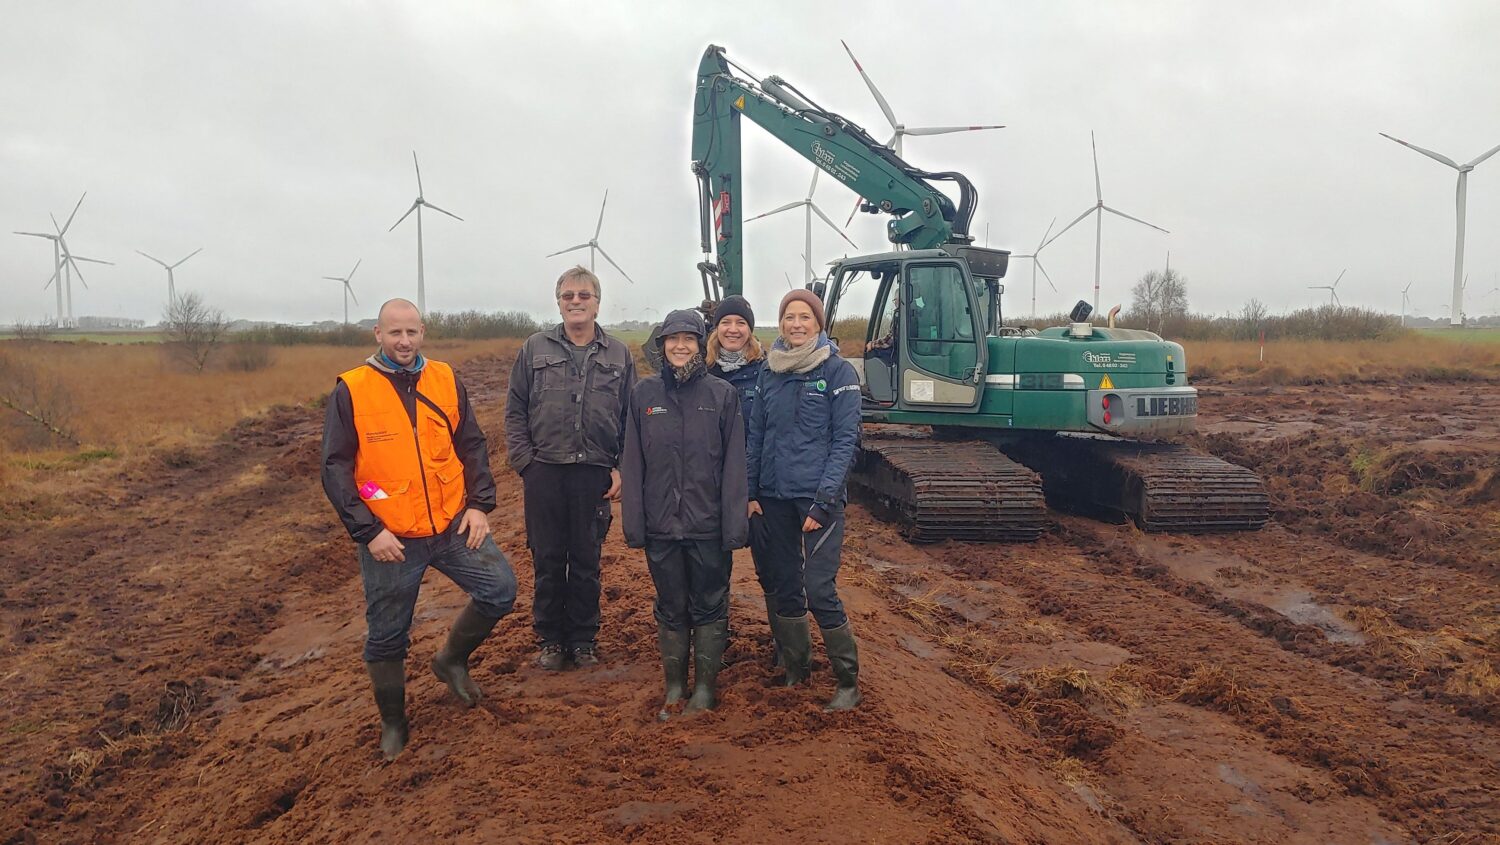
[{"x1": 505, "y1": 324, "x2": 636, "y2": 475}]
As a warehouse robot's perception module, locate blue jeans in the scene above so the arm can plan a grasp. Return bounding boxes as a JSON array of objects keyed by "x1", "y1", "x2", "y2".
[
  {"x1": 360, "y1": 521, "x2": 517, "y2": 662},
  {"x1": 751, "y1": 497, "x2": 848, "y2": 629}
]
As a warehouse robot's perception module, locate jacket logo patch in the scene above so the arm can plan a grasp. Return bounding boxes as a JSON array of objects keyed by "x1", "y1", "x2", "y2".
[
  {"x1": 645, "y1": 406, "x2": 669, "y2": 416},
  {"x1": 814, "y1": 379, "x2": 827, "y2": 391},
  {"x1": 832, "y1": 384, "x2": 860, "y2": 396}
]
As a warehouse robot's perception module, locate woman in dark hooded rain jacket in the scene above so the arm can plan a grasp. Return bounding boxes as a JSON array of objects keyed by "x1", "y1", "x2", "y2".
[
  {"x1": 747, "y1": 289, "x2": 863, "y2": 711},
  {"x1": 622, "y1": 308, "x2": 748, "y2": 719}
]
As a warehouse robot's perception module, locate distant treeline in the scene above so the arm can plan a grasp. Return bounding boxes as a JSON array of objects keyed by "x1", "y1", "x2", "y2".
[
  {"x1": 232, "y1": 310, "x2": 542, "y2": 345},
  {"x1": 1019, "y1": 304, "x2": 1404, "y2": 342}
]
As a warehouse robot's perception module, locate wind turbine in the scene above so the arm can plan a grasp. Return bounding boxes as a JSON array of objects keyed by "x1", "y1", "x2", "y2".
[
  {"x1": 15, "y1": 193, "x2": 106, "y2": 327},
  {"x1": 1040, "y1": 132, "x2": 1169, "y2": 312},
  {"x1": 50, "y1": 199, "x2": 112, "y2": 328},
  {"x1": 1308, "y1": 269, "x2": 1346, "y2": 307},
  {"x1": 1009, "y1": 218, "x2": 1058, "y2": 318},
  {"x1": 136, "y1": 248, "x2": 201, "y2": 303},
  {"x1": 746, "y1": 168, "x2": 856, "y2": 288},
  {"x1": 839, "y1": 39, "x2": 1003, "y2": 224},
  {"x1": 1401, "y1": 281, "x2": 1413, "y2": 327},
  {"x1": 389, "y1": 151, "x2": 462, "y2": 315},
  {"x1": 545, "y1": 189, "x2": 637, "y2": 284},
  {"x1": 322, "y1": 259, "x2": 361, "y2": 326},
  {"x1": 1379, "y1": 132, "x2": 1500, "y2": 328}
]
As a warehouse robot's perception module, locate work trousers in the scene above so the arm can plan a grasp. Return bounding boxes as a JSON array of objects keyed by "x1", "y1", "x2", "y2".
[
  {"x1": 750, "y1": 496, "x2": 848, "y2": 629},
  {"x1": 645, "y1": 538, "x2": 730, "y2": 630},
  {"x1": 359, "y1": 518, "x2": 517, "y2": 662},
  {"x1": 523, "y1": 462, "x2": 612, "y2": 648}
]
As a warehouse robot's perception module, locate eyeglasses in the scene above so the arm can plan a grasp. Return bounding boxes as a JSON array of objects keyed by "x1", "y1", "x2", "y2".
[{"x1": 558, "y1": 291, "x2": 596, "y2": 302}]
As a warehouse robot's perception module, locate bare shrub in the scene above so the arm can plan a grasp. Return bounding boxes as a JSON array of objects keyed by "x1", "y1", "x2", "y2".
[
  {"x1": 223, "y1": 343, "x2": 275, "y2": 372},
  {"x1": 0, "y1": 350, "x2": 77, "y2": 446},
  {"x1": 162, "y1": 292, "x2": 228, "y2": 372},
  {"x1": 11, "y1": 320, "x2": 58, "y2": 342}
]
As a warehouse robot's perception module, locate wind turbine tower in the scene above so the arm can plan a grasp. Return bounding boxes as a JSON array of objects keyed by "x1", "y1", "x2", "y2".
[
  {"x1": 389, "y1": 151, "x2": 463, "y2": 315},
  {"x1": 1040, "y1": 132, "x2": 1169, "y2": 312},
  {"x1": 137, "y1": 248, "x2": 202, "y2": 303},
  {"x1": 1401, "y1": 281, "x2": 1413, "y2": 327},
  {"x1": 322, "y1": 259, "x2": 362, "y2": 326},
  {"x1": 1379, "y1": 132, "x2": 1500, "y2": 327},
  {"x1": 745, "y1": 168, "x2": 857, "y2": 288},
  {"x1": 545, "y1": 190, "x2": 638, "y2": 284}
]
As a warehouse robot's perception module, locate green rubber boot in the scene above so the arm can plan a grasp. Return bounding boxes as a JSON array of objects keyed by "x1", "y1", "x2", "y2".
[
  {"x1": 683, "y1": 619, "x2": 730, "y2": 714},
  {"x1": 656, "y1": 623, "x2": 691, "y2": 721},
  {"x1": 764, "y1": 596, "x2": 782, "y2": 668},
  {"x1": 769, "y1": 613, "x2": 811, "y2": 686},
  {"x1": 365, "y1": 660, "x2": 409, "y2": 761},
  {"x1": 822, "y1": 621, "x2": 863, "y2": 711},
  {"x1": 430, "y1": 602, "x2": 501, "y2": 707}
]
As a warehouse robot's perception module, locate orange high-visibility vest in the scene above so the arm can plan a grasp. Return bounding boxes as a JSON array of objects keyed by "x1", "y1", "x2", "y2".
[{"x1": 340, "y1": 360, "x2": 466, "y2": 538}]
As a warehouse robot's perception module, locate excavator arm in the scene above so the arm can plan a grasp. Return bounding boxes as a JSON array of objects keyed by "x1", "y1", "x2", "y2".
[{"x1": 691, "y1": 45, "x2": 978, "y2": 300}]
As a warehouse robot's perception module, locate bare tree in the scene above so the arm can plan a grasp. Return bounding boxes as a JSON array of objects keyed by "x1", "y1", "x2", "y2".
[
  {"x1": 1130, "y1": 268, "x2": 1189, "y2": 334},
  {"x1": 1238, "y1": 298, "x2": 1269, "y2": 340},
  {"x1": 11, "y1": 320, "x2": 57, "y2": 342},
  {"x1": 162, "y1": 292, "x2": 228, "y2": 372}
]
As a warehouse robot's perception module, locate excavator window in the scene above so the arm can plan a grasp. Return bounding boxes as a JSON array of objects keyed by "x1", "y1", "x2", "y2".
[{"x1": 904, "y1": 263, "x2": 978, "y2": 380}]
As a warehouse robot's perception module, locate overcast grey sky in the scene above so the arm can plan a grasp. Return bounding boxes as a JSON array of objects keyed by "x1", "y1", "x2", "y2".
[{"x1": 4, "y1": 0, "x2": 1499, "y2": 326}]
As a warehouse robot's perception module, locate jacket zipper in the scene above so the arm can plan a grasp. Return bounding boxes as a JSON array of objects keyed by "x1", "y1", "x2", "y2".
[{"x1": 407, "y1": 379, "x2": 440, "y2": 535}]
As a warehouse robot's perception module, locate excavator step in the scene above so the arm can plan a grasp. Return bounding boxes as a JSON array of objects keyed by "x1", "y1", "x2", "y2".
[
  {"x1": 1005, "y1": 436, "x2": 1269, "y2": 533},
  {"x1": 851, "y1": 432, "x2": 1048, "y2": 543}
]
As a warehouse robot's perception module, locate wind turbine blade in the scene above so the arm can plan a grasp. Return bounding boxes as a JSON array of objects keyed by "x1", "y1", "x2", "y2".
[
  {"x1": 347, "y1": 282, "x2": 359, "y2": 306},
  {"x1": 594, "y1": 244, "x2": 636, "y2": 285},
  {"x1": 595, "y1": 189, "x2": 609, "y2": 239},
  {"x1": 1036, "y1": 216, "x2": 1057, "y2": 251},
  {"x1": 70, "y1": 256, "x2": 112, "y2": 265},
  {"x1": 173, "y1": 248, "x2": 203, "y2": 268},
  {"x1": 545, "y1": 243, "x2": 592, "y2": 258},
  {"x1": 412, "y1": 151, "x2": 423, "y2": 196},
  {"x1": 1333, "y1": 269, "x2": 1346, "y2": 287},
  {"x1": 807, "y1": 168, "x2": 820, "y2": 199},
  {"x1": 60, "y1": 192, "x2": 86, "y2": 235},
  {"x1": 1091, "y1": 131, "x2": 1102, "y2": 203},
  {"x1": 1466, "y1": 142, "x2": 1500, "y2": 168},
  {"x1": 1403, "y1": 282, "x2": 1413, "y2": 293},
  {"x1": 840, "y1": 39, "x2": 899, "y2": 132},
  {"x1": 746, "y1": 201, "x2": 805, "y2": 222},
  {"x1": 843, "y1": 196, "x2": 862, "y2": 227},
  {"x1": 322, "y1": 276, "x2": 344, "y2": 281},
  {"x1": 1036, "y1": 259, "x2": 1057, "y2": 292},
  {"x1": 903, "y1": 125, "x2": 1005, "y2": 136},
  {"x1": 65, "y1": 254, "x2": 88, "y2": 288},
  {"x1": 1039, "y1": 207, "x2": 1096, "y2": 251},
  {"x1": 15, "y1": 231, "x2": 56, "y2": 239},
  {"x1": 389, "y1": 201, "x2": 419, "y2": 231},
  {"x1": 811, "y1": 203, "x2": 859, "y2": 248},
  {"x1": 785, "y1": 271, "x2": 794, "y2": 290},
  {"x1": 136, "y1": 250, "x2": 169, "y2": 267},
  {"x1": 1379, "y1": 132, "x2": 1460, "y2": 169},
  {"x1": 348, "y1": 258, "x2": 362, "y2": 280},
  {"x1": 423, "y1": 202, "x2": 463, "y2": 221},
  {"x1": 1101, "y1": 205, "x2": 1170, "y2": 234}
]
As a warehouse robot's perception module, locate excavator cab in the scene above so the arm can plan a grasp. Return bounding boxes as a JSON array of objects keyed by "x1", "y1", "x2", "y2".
[{"x1": 823, "y1": 250, "x2": 987, "y2": 415}]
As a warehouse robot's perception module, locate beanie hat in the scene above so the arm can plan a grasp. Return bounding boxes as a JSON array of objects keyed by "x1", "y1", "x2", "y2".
[
  {"x1": 778, "y1": 289, "x2": 826, "y2": 330},
  {"x1": 656, "y1": 308, "x2": 706, "y2": 345},
  {"x1": 712, "y1": 295, "x2": 756, "y2": 330}
]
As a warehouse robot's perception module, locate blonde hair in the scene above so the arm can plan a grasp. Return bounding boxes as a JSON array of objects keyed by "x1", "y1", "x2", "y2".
[
  {"x1": 554, "y1": 265, "x2": 601, "y2": 299},
  {"x1": 707, "y1": 330, "x2": 764, "y2": 366}
]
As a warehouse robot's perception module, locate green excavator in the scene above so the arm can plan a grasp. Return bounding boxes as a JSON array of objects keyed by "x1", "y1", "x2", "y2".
[{"x1": 686, "y1": 45, "x2": 1266, "y2": 542}]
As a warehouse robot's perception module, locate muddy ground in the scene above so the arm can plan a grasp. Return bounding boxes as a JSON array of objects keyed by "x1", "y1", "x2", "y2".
[{"x1": 2, "y1": 359, "x2": 1497, "y2": 844}]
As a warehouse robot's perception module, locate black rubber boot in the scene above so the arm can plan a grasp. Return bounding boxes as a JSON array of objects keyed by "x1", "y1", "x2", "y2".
[
  {"x1": 683, "y1": 619, "x2": 730, "y2": 714},
  {"x1": 769, "y1": 613, "x2": 811, "y2": 686},
  {"x1": 656, "y1": 623, "x2": 691, "y2": 721},
  {"x1": 430, "y1": 602, "x2": 501, "y2": 708},
  {"x1": 365, "y1": 660, "x2": 409, "y2": 761},
  {"x1": 764, "y1": 596, "x2": 782, "y2": 669},
  {"x1": 822, "y1": 621, "x2": 862, "y2": 711}
]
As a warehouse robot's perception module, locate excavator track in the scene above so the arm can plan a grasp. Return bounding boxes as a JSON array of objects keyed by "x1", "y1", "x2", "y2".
[
  {"x1": 1004, "y1": 436, "x2": 1269, "y2": 533},
  {"x1": 851, "y1": 431, "x2": 1048, "y2": 543}
]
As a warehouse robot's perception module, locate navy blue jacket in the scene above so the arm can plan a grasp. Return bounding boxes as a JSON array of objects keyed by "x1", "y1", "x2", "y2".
[
  {"x1": 708, "y1": 357, "x2": 766, "y2": 438},
  {"x1": 747, "y1": 335, "x2": 861, "y2": 513}
]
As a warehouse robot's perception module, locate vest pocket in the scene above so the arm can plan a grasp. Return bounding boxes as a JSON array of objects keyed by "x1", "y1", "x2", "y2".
[
  {"x1": 358, "y1": 479, "x2": 419, "y2": 536},
  {"x1": 425, "y1": 415, "x2": 454, "y2": 462}
]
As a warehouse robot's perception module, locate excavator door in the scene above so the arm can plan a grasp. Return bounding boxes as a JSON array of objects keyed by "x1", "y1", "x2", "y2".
[{"x1": 890, "y1": 259, "x2": 986, "y2": 412}]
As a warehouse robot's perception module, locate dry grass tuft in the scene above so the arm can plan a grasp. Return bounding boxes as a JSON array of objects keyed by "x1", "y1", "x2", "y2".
[
  {"x1": 1444, "y1": 661, "x2": 1500, "y2": 699},
  {"x1": 1188, "y1": 337, "x2": 1500, "y2": 385},
  {"x1": 1174, "y1": 664, "x2": 1277, "y2": 718}
]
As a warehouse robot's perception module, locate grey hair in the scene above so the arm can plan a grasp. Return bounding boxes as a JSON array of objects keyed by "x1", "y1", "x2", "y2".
[{"x1": 555, "y1": 265, "x2": 602, "y2": 299}]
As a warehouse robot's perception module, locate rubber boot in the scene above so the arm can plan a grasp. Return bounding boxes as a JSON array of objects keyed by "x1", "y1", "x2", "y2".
[
  {"x1": 656, "y1": 623, "x2": 691, "y2": 721},
  {"x1": 822, "y1": 621, "x2": 863, "y2": 711},
  {"x1": 764, "y1": 596, "x2": 782, "y2": 669},
  {"x1": 769, "y1": 613, "x2": 811, "y2": 686},
  {"x1": 430, "y1": 602, "x2": 501, "y2": 707},
  {"x1": 365, "y1": 660, "x2": 409, "y2": 761},
  {"x1": 683, "y1": 619, "x2": 730, "y2": 714}
]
